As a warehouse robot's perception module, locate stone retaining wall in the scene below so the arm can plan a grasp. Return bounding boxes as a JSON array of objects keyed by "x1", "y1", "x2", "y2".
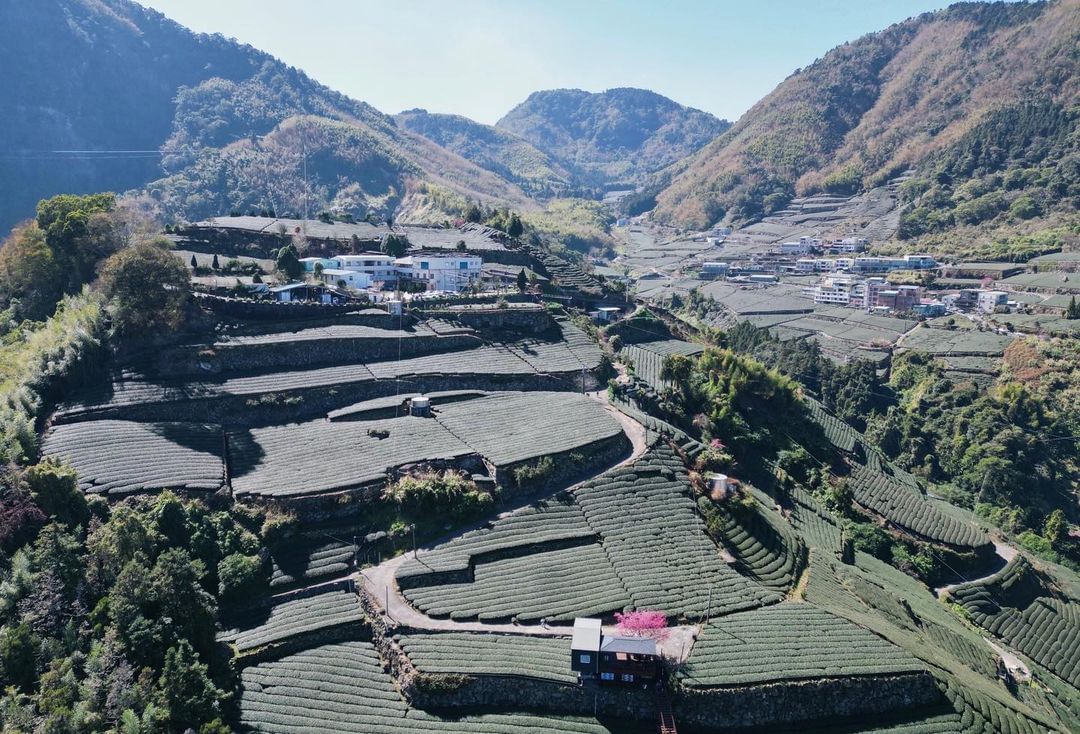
[
  {"x1": 60, "y1": 372, "x2": 593, "y2": 427},
  {"x1": 674, "y1": 672, "x2": 942, "y2": 730},
  {"x1": 157, "y1": 335, "x2": 481, "y2": 377}
]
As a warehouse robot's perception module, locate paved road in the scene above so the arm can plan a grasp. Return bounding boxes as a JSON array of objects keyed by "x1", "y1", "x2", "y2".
[{"x1": 934, "y1": 539, "x2": 1016, "y2": 600}]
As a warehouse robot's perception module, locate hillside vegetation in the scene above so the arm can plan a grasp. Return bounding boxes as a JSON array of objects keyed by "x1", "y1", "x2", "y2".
[
  {"x1": 0, "y1": 0, "x2": 534, "y2": 232},
  {"x1": 652, "y1": 1, "x2": 1080, "y2": 234},
  {"x1": 396, "y1": 110, "x2": 575, "y2": 198}
]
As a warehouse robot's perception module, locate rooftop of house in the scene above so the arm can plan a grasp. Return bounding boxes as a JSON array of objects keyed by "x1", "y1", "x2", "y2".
[
  {"x1": 571, "y1": 618, "x2": 602, "y2": 651},
  {"x1": 600, "y1": 636, "x2": 657, "y2": 656}
]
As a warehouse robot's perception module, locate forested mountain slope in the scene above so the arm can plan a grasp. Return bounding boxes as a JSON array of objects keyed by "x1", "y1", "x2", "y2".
[
  {"x1": 652, "y1": 0, "x2": 1080, "y2": 232},
  {"x1": 396, "y1": 110, "x2": 575, "y2": 198},
  {"x1": 0, "y1": 0, "x2": 533, "y2": 231},
  {"x1": 496, "y1": 87, "x2": 730, "y2": 188}
]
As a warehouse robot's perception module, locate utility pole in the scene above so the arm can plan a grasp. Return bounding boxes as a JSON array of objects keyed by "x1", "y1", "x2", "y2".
[
  {"x1": 412, "y1": 524, "x2": 417, "y2": 557},
  {"x1": 581, "y1": 365, "x2": 586, "y2": 394},
  {"x1": 706, "y1": 588, "x2": 712, "y2": 625}
]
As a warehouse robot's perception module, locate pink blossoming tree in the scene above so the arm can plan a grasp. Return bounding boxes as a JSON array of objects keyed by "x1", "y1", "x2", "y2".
[{"x1": 614, "y1": 610, "x2": 669, "y2": 641}]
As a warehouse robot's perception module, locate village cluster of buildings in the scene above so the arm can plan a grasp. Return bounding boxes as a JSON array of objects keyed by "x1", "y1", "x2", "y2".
[
  {"x1": 299, "y1": 253, "x2": 484, "y2": 293},
  {"x1": 801, "y1": 274, "x2": 935, "y2": 314}
]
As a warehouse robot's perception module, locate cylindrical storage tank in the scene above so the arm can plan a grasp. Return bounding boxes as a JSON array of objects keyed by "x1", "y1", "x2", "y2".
[
  {"x1": 387, "y1": 299, "x2": 403, "y2": 316},
  {"x1": 410, "y1": 396, "x2": 431, "y2": 417}
]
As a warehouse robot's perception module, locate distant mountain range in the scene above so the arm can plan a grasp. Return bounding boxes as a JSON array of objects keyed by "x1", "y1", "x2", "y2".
[
  {"x1": 0, "y1": 0, "x2": 725, "y2": 232},
  {"x1": 1, "y1": 0, "x2": 1076, "y2": 250}
]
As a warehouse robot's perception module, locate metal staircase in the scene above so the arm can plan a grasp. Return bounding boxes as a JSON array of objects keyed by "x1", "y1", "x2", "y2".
[{"x1": 656, "y1": 683, "x2": 677, "y2": 734}]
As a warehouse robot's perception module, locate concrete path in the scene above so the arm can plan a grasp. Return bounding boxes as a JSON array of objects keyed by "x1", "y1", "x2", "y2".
[
  {"x1": 358, "y1": 400, "x2": 699, "y2": 662},
  {"x1": 934, "y1": 539, "x2": 1017, "y2": 600},
  {"x1": 984, "y1": 636, "x2": 1032, "y2": 682}
]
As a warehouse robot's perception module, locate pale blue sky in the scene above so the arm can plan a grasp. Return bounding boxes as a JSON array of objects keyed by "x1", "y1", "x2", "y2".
[{"x1": 140, "y1": 0, "x2": 955, "y2": 124}]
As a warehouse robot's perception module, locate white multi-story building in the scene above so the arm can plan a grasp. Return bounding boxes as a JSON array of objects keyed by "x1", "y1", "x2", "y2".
[
  {"x1": 394, "y1": 255, "x2": 483, "y2": 292},
  {"x1": 337, "y1": 254, "x2": 400, "y2": 283},
  {"x1": 827, "y1": 237, "x2": 869, "y2": 253},
  {"x1": 977, "y1": 290, "x2": 1009, "y2": 313},
  {"x1": 804, "y1": 273, "x2": 863, "y2": 305}
]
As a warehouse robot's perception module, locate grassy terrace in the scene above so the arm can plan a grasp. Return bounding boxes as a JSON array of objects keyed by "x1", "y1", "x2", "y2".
[{"x1": 681, "y1": 603, "x2": 925, "y2": 687}]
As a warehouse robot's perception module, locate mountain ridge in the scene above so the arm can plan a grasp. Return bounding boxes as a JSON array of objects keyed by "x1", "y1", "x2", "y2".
[
  {"x1": 495, "y1": 87, "x2": 731, "y2": 188},
  {"x1": 651, "y1": 0, "x2": 1080, "y2": 233}
]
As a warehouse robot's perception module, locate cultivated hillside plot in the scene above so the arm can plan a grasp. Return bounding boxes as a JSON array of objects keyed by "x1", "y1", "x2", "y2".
[
  {"x1": 400, "y1": 441, "x2": 778, "y2": 622},
  {"x1": 681, "y1": 603, "x2": 925, "y2": 687},
  {"x1": 239, "y1": 641, "x2": 648, "y2": 733},
  {"x1": 231, "y1": 392, "x2": 624, "y2": 498},
  {"x1": 41, "y1": 420, "x2": 225, "y2": 495}
]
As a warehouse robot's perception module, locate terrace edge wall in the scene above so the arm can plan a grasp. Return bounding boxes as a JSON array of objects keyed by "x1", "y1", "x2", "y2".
[{"x1": 673, "y1": 671, "x2": 943, "y2": 730}]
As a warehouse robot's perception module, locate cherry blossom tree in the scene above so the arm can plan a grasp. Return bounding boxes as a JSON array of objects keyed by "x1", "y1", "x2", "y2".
[{"x1": 615, "y1": 610, "x2": 669, "y2": 641}]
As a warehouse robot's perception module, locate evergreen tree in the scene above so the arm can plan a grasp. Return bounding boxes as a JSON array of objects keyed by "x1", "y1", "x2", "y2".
[
  {"x1": 1066, "y1": 295, "x2": 1080, "y2": 320},
  {"x1": 275, "y1": 244, "x2": 302, "y2": 281},
  {"x1": 516, "y1": 268, "x2": 528, "y2": 291},
  {"x1": 189, "y1": 254, "x2": 197, "y2": 269},
  {"x1": 210, "y1": 254, "x2": 219, "y2": 270},
  {"x1": 507, "y1": 214, "x2": 524, "y2": 238}
]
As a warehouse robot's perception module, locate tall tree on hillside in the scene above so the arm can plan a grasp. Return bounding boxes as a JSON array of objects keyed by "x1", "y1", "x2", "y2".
[
  {"x1": 380, "y1": 234, "x2": 409, "y2": 258},
  {"x1": 275, "y1": 244, "x2": 302, "y2": 281},
  {"x1": 0, "y1": 225, "x2": 64, "y2": 321},
  {"x1": 99, "y1": 240, "x2": 191, "y2": 336},
  {"x1": 507, "y1": 214, "x2": 524, "y2": 238},
  {"x1": 516, "y1": 268, "x2": 528, "y2": 291}
]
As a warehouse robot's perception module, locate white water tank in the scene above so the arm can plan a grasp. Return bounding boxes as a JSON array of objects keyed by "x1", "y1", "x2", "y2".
[
  {"x1": 387, "y1": 299, "x2": 403, "y2": 316},
  {"x1": 410, "y1": 396, "x2": 431, "y2": 417}
]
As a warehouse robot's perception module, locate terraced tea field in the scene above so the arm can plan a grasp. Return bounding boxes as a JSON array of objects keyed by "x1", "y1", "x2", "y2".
[
  {"x1": 573, "y1": 444, "x2": 781, "y2": 617},
  {"x1": 239, "y1": 641, "x2": 646, "y2": 733},
  {"x1": 396, "y1": 496, "x2": 595, "y2": 584},
  {"x1": 395, "y1": 632, "x2": 575, "y2": 683},
  {"x1": 269, "y1": 540, "x2": 355, "y2": 591},
  {"x1": 403, "y1": 542, "x2": 629, "y2": 622},
  {"x1": 433, "y1": 392, "x2": 624, "y2": 468},
  {"x1": 949, "y1": 557, "x2": 1080, "y2": 687},
  {"x1": 804, "y1": 398, "x2": 989, "y2": 551},
  {"x1": 232, "y1": 392, "x2": 624, "y2": 498},
  {"x1": 229, "y1": 416, "x2": 473, "y2": 499},
  {"x1": 623, "y1": 338, "x2": 703, "y2": 389},
  {"x1": 900, "y1": 328, "x2": 1014, "y2": 356},
  {"x1": 221, "y1": 588, "x2": 363, "y2": 654},
  {"x1": 41, "y1": 420, "x2": 225, "y2": 495},
  {"x1": 681, "y1": 603, "x2": 925, "y2": 687}
]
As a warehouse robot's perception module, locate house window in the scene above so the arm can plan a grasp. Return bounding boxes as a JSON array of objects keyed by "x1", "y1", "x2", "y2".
[
  {"x1": 579, "y1": 654, "x2": 591, "y2": 664},
  {"x1": 420, "y1": 261, "x2": 429, "y2": 270},
  {"x1": 459, "y1": 261, "x2": 468, "y2": 269},
  {"x1": 621, "y1": 674, "x2": 634, "y2": 683},
  {"x1": 600, "y1": 672, "x2": 615, "y2": 681}
]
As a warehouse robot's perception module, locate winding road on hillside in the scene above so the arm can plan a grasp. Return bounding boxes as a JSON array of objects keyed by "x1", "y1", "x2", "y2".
[{"x1": 357, "y1": 398, "x2": 699, "y2": 661}]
